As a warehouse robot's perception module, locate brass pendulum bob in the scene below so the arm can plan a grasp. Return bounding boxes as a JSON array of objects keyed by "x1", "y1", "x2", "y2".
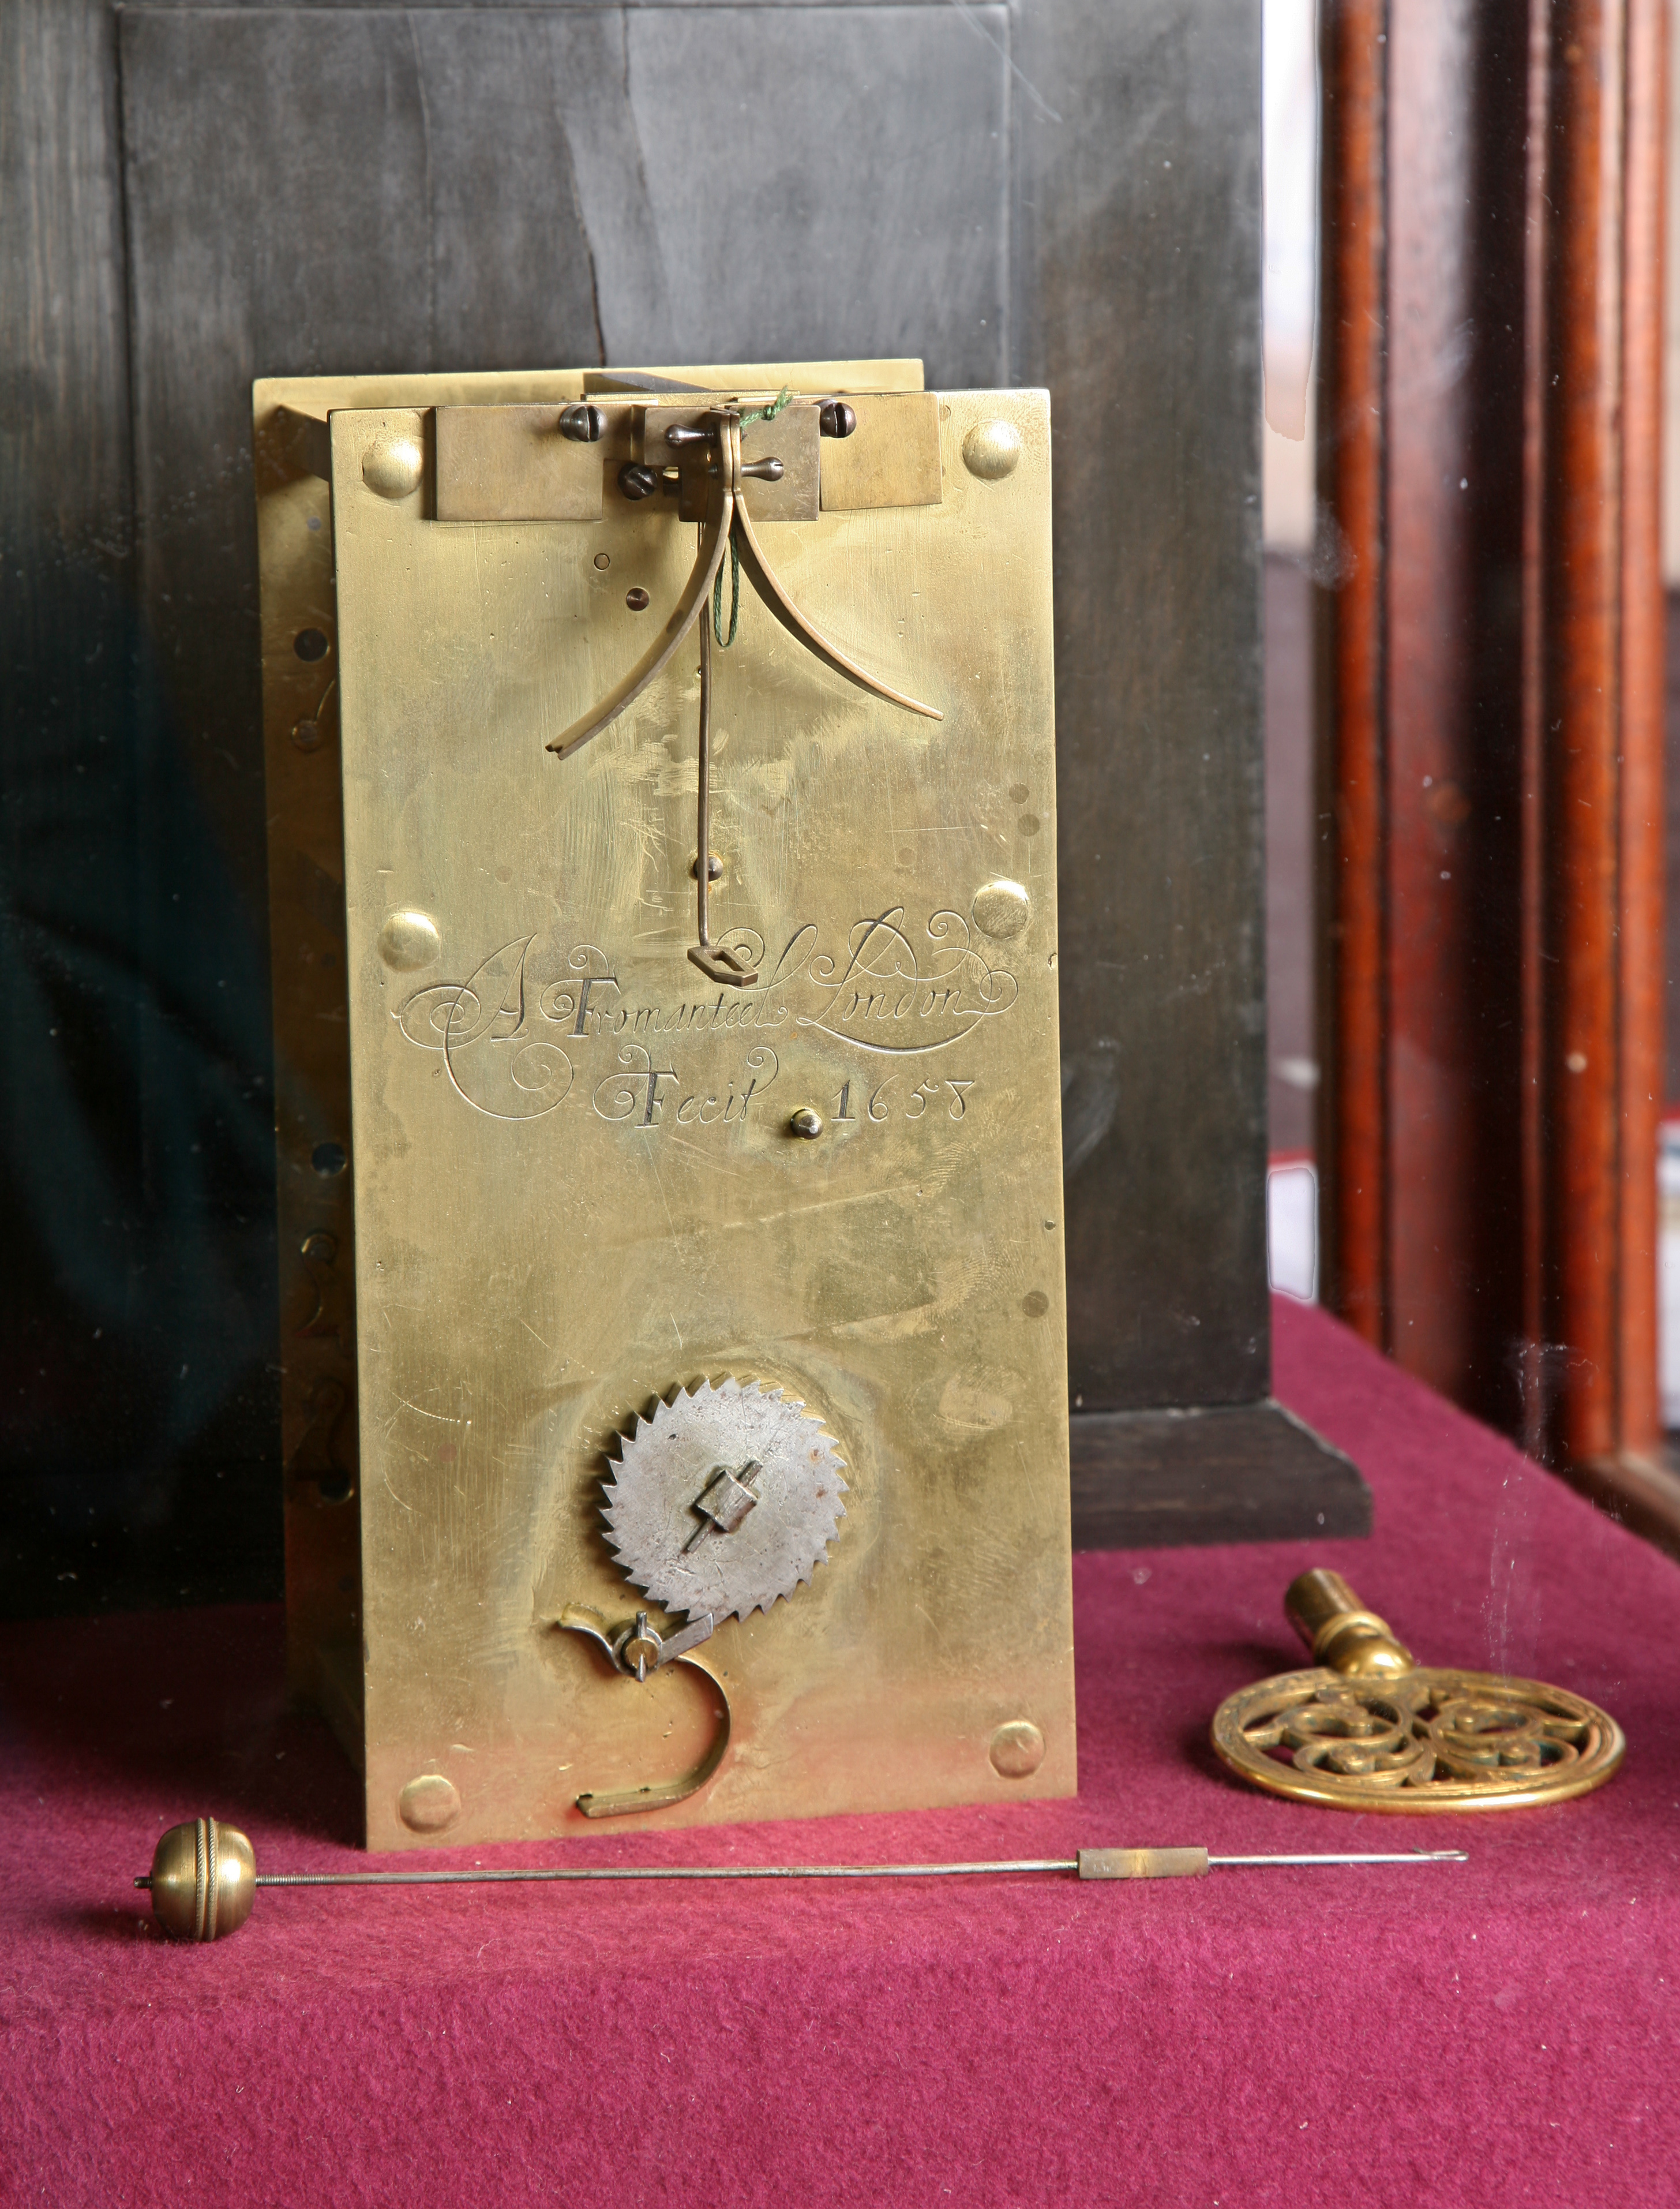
[
  {"x1": 145, "y1": 1817, "x2": 260, "y2": 1942},
  {"x1": 1211, "y1": 1568, "x2": 1626, "y2": 1812}
]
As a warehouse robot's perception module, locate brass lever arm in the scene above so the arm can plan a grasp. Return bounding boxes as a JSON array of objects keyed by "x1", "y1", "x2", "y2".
[
  {"x1": 553, "y1": 1604, "x2": 733, "y2": 1820},
  {"x1": 728, "y1": 417, "x2": 942, "y2": 722},
  {"x1": 546, "y1": 411, "x2": 940, "y2": 762},
  {"x1": 545, "y1": 472, "x2": 736, "y2": 761}
]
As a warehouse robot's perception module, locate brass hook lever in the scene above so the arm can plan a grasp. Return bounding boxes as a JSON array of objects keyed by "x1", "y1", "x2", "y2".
[{"x1": 554, "y1": 1604, "x2": 731, "y2": 1819}]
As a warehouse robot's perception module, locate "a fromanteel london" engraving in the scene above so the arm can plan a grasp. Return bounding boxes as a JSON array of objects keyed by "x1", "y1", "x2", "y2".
[{"x1": 393, "y1": 908, "x2": 1019, "y2": 1124}]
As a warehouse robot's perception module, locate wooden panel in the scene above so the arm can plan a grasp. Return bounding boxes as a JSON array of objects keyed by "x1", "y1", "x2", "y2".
[
  {"x1": 1319, "y1": 0, "x2": 1667, "y2": 1490},
  {"x1": 1615, "y1": 0, "x2": 1666, "y2": 1458},
  {"x1": 1317, "y1": 0, "x2": 1388, "y2": 1349},
  {"x1": 1019, "y1": 0, "x2": 1272, "y2": 1409},
  {"x1": 1014, "y1": 0, "x2": 1362, "y2": 1527},
  {"x1": 1519, "y1": 0, "x2": 1553, "y2": 1450},
  {"x1": 1383, "y1": 0, "x2": 1531, "y2": 1424},
  {"x1": 1385, "y1": 0, "x2": 1485, "y2": 1397},
  {"x1": 0, "y1": 0, "x2": 287, "y2": 1608},
  {"x1": 1072, "y1": 1403, "x2": 1370, "y2": 1549},
  {"x1": 0, "y1": 0, "x2": 129, "y2": 554},
  {"x1": 1544, "y1": 1, "x2": 1627, "y2": 1464},
  {"x1": 0, "y1": 0, "x2": 140, "y2": 1574}
]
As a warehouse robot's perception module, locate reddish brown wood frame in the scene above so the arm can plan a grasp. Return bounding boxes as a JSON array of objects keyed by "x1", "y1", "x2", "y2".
[{"x1": 1317, "y1": 0, "x2": 1674, "y2": 1533}]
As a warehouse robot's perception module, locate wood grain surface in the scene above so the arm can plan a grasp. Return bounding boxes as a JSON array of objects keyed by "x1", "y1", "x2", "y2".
[{"x1": 1318, "y1": 0, "x2": 1667, "y2": 1487}]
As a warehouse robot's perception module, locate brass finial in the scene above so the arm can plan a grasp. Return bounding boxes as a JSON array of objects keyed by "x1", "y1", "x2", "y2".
[{"x1": 1283, "y1": 1568, "x2": 1415, "y2": 1676}]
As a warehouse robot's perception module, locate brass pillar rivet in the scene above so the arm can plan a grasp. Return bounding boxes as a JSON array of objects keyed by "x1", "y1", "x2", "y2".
[
  {"x1": 362, "y1": 435, "x2": 425, "y2": 500},
  {"x1": 962, "y1": 419, "x2": 1021, "y2": 481}
]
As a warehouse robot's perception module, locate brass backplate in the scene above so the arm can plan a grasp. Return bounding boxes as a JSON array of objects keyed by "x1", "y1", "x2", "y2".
[{"x1": 254, "y1": 362, "x2": 1072, "y2": 1850}]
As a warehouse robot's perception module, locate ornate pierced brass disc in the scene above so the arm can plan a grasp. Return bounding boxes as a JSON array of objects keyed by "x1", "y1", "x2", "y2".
[
  {"x1": 1212, "y1": 1568, "x2": 1626, "y2": 1813},
  {"x1": 1212, "y1": 1664, "x2": 1625, "y2": 1813}
]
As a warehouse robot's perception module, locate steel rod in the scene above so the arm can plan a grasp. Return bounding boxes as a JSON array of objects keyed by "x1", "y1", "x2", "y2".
[
  {"x1": 136, "y1": 1848, "x2": 1465, "y2": 1893},
  {"x1": 695, "y1": 604, "x2": 713, "y2": 950},
  {"x1": 1207, "y1": 1852, "x2": 1465, "y2": 1868}
]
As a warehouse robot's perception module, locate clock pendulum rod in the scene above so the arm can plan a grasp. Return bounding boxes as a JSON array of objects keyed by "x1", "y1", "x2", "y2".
[{"x1": 134, "y1": 1817, "x2": 1467, "y2": 1941}]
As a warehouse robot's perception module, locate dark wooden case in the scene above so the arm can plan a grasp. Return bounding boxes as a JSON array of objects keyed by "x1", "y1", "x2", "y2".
[{"x1": 2, "y1": 0, "x2": 1366, "y2": 1598}]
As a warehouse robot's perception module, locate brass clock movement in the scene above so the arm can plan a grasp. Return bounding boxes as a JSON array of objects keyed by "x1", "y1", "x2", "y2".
[{"x1": 256, "y1": 361, "x2": 1074, "y2": 1848}]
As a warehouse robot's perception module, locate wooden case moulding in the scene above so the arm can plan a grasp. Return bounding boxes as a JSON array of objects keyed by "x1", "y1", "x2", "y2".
[{"x1": 1317, "y1": 0, "x2": 1667, "y2": 1522}]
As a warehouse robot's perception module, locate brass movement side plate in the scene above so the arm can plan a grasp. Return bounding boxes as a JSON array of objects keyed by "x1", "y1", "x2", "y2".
[{"x1": 254, "y1": 364, "x2": 1073, "y2": 1849}]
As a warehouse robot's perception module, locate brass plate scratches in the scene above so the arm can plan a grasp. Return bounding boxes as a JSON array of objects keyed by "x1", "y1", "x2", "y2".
[{"x1": 256, "y1": 363, "x2": 1071, "y2": 1852}]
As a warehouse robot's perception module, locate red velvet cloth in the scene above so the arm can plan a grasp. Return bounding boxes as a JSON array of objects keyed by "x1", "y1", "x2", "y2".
[{"x1": 3, "y1": 1298, "x2": 1677, "y2": 2207}]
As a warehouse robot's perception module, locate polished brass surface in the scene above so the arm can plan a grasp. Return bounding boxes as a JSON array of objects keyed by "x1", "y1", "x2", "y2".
[
  {"x1": 273, "y1": 402, "x2": 330, "y2": 482},
  {"x1": 1078, "y1": 1847, "x2": 1209, "y2": 1881},
  {"x1": 436, "y1": 405, "x2": 605, "y2": 522},
  {"x1": 136, "y1": 1824, "x2": 1462, "y2": 1940},
  {"x1": 397, "y1": 1775, "x2": 462, "y2": 1834},
  {"x1": 1284, "y1": 1567, "x2": 1415, "y2": 1677},
  {"x1": 146, "y1": 1818, "x2": 257, "y2": 1942},
  {"x1": 961, "y1": 419, "x2": 1023, "y2": 483},
  {"x1": 255, "y1": 362, "x2": 1072, "y2": 1850},
  {"x1": 729, "y1": 438, "x2": 943, "y2": 719},
  {"x1": 1213, "y1": 1572, "x2": 1626, "y2": 1811},
  {"x1": 988, "y1": 1719, "x2": 1047, "y2": 1777},
  {"x1": 362, "y1": 431, "x2": 426, "y2": 504},
  {"x1": 819, "y1": 391, "x2": 944, "y2": 508}
]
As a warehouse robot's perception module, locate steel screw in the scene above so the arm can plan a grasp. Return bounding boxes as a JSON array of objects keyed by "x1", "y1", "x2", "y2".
[
  {"x1": 560, "y1": 403, "x2": 605, "y2": 443},
  {"x1": 789, "y1": 1108, "x2": 824, "y2": 1140},
  {"x1": 617, "y1": 462, "x2": 659, "y2": 500},
  {"x1": 819, "y1": 401, "x2": 857, "y2": 439},
  {"x1": 618, "y1": 1612, "x2": 662, "y2": 1684}
]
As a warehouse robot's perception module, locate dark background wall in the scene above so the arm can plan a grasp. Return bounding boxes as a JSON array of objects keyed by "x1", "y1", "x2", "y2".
[{"x1": 2, "y1": 0, "x2": 1273, "y2": 1615}]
